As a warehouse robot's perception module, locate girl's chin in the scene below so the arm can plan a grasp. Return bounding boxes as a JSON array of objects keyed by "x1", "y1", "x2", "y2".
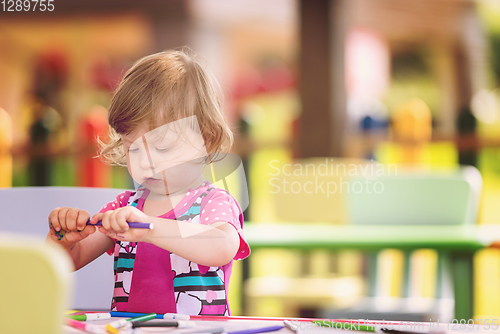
[{"x1": 138, "y1": 182, "x2": 183, "y2": 197}]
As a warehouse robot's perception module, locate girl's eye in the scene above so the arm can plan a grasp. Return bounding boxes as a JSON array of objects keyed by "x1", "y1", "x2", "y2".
[
  {"x1": 156, "y1": 148, "x2": 168, "y2": 153},
  {"x1": 128, "y1": 147, "x2": 139, "y2": 153}
]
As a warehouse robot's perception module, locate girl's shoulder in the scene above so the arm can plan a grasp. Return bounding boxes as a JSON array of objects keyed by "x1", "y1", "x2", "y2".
[
  {"x1": 194, "y1": 181, "x2": 242, "y2": 212},
  {"x1": 193, "y1": 181, "x2": 234, "y2": 200},
  {"x1": 178, "y1": 181, "x2": 237, "y2": 211},
  {"x1": 99, "y1": 188, "x2": 147, "y2": 213}
]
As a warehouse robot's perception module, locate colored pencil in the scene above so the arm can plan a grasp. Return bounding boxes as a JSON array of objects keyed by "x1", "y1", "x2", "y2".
[
  {"x1": 87, "y1": 220, "x2": 154, "y2": 229},
  {"x1": 109, "y1": 311, "x2": 164, "y2": 319},
  {"x1": 228, "y1": 325, "x2": 284, "y2": 334}
]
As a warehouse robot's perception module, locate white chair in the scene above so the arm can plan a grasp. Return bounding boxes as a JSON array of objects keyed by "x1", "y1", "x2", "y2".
[{"x1": 0, "y1": 186, "x2": 128, "y2": 310}]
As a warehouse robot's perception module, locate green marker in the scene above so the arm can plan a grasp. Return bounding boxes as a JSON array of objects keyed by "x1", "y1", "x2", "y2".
[
  {"x1": 66, "y1": 313, "x2": 111, "y2": 321},
  {"x1": 106, "y1": 313, "x2": 157, "y2": 334}
]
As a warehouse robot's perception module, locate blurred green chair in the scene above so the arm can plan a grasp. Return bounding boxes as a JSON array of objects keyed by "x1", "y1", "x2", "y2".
[{"x1": 320, "y1": 165, "x2": 482, "y2": 321}]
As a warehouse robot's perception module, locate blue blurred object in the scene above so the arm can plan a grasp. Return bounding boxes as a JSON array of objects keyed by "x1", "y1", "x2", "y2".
[{"x1": 361, "y1": 115, "x2": 389, "y2": 131}]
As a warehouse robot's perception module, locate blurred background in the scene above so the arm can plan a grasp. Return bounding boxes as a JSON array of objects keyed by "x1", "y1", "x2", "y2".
[{"x1": 2, "y1": 0, "x2": 500, "y2": 321}]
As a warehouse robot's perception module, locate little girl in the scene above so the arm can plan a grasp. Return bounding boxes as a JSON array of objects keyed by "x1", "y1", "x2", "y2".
[{"x1": 46, "y1": 49, "x2": 250, "y2": 316}]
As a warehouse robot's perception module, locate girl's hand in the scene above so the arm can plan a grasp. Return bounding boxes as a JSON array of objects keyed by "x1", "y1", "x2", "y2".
[
  {"x1": 48, "y1": 207, "x2": 96, "y2": 247},
  {"x1": 90, "y1": 206, "x2": 152, "y2": 242}
]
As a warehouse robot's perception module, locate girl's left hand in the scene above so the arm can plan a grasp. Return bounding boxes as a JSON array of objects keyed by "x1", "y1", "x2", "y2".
[{"x1": 90, "y1": 207, "x2": 152, "y2": 242}]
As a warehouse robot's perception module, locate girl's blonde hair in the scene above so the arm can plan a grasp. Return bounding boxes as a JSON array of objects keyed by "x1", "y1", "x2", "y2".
[{"x1": 99, "y1": 48, "x2": 233, "y2": 166}]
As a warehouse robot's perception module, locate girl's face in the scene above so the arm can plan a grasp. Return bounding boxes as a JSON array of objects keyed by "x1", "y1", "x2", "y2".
[{"x1": 121, "y1": 118, "x2": 207, "y2": 196}]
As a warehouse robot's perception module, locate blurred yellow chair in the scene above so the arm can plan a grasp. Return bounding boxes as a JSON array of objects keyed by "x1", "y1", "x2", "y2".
[
  {"x1": 245, "y1": 158, "x2": 371, "y2": 316},
  {"x1": 0, "y1": 234, "x2": 73, "y2": 334}
]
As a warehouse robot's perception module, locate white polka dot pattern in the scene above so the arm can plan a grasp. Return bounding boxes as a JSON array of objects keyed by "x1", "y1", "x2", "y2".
[{"x1": 199, "y1": 189, "x2": 250, "y2": 260}]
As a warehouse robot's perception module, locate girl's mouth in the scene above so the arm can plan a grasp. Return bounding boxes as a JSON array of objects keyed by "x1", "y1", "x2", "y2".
[{"x1": 143, "y1": 177, "x2": 161, "y2": 185}]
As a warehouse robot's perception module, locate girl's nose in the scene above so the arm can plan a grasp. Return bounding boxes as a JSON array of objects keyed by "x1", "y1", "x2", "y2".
[{"x1": 138, "y1": 150, "x2": 156, "y2": 171}]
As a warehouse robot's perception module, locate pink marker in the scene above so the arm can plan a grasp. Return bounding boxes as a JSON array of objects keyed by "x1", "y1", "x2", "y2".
[{"x1": 65, "y1": 318, "x2": 103, "y2": 334}]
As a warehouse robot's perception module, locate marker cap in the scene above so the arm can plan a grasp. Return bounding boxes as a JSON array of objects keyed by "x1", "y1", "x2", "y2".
[{"x1": 163, "y1": 313, "x2": 190, "y2": 320}]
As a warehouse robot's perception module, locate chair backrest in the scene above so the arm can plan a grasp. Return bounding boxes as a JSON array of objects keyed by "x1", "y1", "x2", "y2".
[
  {"x1": 0, "y1": 186, "x2": 128, "y2": 310},
  {"x1": 0, "y1": 234, "x2": 73, "y2": 333},
  {"x1": 346, "y1": 166, "x2": 483, "y2": 225},
  {"x1": 345, "y1": 166, "x2": 482, "y2": 311}
]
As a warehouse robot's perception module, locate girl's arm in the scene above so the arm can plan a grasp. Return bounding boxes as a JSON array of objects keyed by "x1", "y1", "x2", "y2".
[
  {"x1": 91, "y1": 208, "x2": 240, "y2": 267},
  {"x1": 46, "y1": 229, "x2": 115, "y2": 270},
  {"x1": 70, "y1": 232, "x2": 115, "y2": 270},
  {"x1": 146, "y1": 218, "x2": 240, "y2": 267}
]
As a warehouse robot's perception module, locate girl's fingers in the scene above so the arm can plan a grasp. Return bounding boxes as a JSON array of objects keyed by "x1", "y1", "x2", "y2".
[
  {"x1": 76, "y1": 210, "x2": 90, "y2": 231},
  {"x1": 100, "y1": 211, "x2": 113, "y2": 230},
  {"x1": 114, "y1": 210, "x2": 130, "y2": 233},
  {"x1": 98, "y1": 226, "x2": 115, "y2": 237},
  {"x1": 49, "y1": 208, "x2": 62, "y2": 232},
  {"x1": 108, "y1": 211, "x2": 124, "y2": 233},
  {"x1": 94, "y1": 207, "x2": 148, "y2": 240},
  {"x1": 49, "y1": 208, "x2": 102, "y2": 245},
  {"x1": 66, "y1": 208, "x2": 81, "y2": 231},
  {"x1": 49, "y1": 226, "x2": 65, "y2": 241},
  {"x1": 90, "y1": 213, "x2": 103, "y2": 225},
  {"x1": 57, "y1": 207, "x2": 70, "y2": 231},
  {"x1": 80, "y1": 225, "x2": 96, "y2": 237}
]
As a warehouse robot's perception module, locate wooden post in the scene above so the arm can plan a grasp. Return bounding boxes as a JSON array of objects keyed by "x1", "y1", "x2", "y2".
[
  {"x1": 299, "y1": 0, "x2": 347, "y2": 158},
  {"x1": 148, "y1": 0, "x2": 190, "y2": 52}
]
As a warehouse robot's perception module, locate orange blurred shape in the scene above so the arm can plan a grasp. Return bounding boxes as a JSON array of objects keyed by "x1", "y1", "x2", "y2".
[
  {"x1": 78, "y1": 106, "x2": 111, "y2": 188},
  {"x1": 0, "y1": 108, "x2": 12, "y2": 188},
  {"x1": 392, "y1": 98, "x2": 432, "y2": 164},
  {"x1": 393, "y1": 98, "x2": 432, "y2": 142}
]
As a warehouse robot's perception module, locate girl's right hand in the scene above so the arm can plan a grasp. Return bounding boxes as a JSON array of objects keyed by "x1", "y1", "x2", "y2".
[{"x1": 48, "y1": 207, "x2": 97, "y2": 247}]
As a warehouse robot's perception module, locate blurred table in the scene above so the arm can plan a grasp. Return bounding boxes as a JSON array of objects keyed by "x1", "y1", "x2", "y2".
[
  {"x1": 62, "y1": 317, "x2": 500, "y2": 334},
  {"x1": 63, "y1": 318, "x2": 289, "y2": 334},
  {"x1": 244, "y1": 223, "x2": 500, "y2": 320}
]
